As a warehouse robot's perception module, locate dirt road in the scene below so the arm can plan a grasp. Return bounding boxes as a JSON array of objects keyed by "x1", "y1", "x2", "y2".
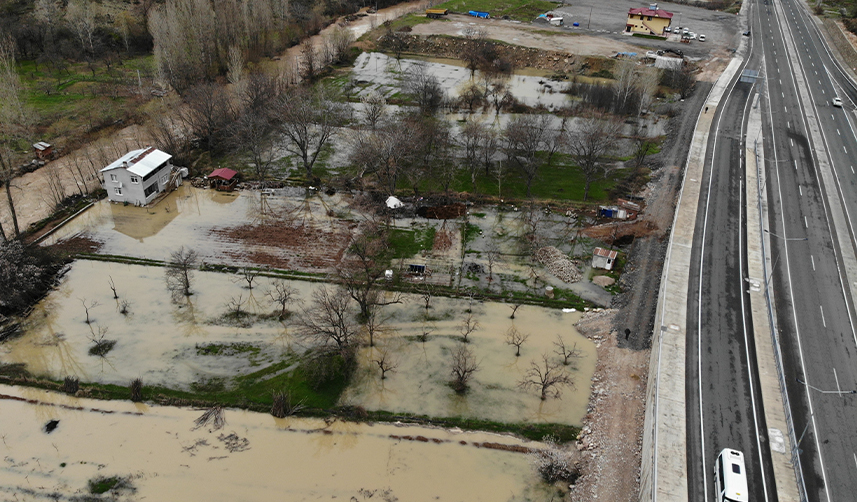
[{"x1": 410, "y1": 15, "x2": 642, "y2": 57}]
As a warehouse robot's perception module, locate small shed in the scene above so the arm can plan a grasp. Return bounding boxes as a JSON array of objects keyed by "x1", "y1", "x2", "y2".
[
  {"x1": 33, "y1": 141, "x2": 53, "y2": 160},
  {"x1": 208, "y1": 168, "x2": 239, "y2": 192},
  {"x1": 592, "y1": 247, "x2": 619, "y2": 271},
  {"x1": 599, "y1": 206, "x2": 628, "y2": 220}
]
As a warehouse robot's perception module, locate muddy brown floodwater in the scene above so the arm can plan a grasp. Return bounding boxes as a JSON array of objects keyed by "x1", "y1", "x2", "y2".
[
  {"x1": 0, "y1": 385, "x2": 556, "y2": 501},
  {"x1": 2, "y1": 259, "x2": 596, "y2": 425}
]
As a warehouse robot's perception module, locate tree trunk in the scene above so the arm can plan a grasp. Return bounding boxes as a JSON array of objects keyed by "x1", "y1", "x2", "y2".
[
  {"x1": 583, "y1": 180, "x2": 591, "y2": 202},
  {"x1": 0, "y1": 219, "x2": 6, "y2": 242},
  {"x1": 5, "y1": 182, "x2": 19, "y2": 237}
]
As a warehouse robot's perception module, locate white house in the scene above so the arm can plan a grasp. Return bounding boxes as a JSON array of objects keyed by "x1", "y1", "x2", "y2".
[
  {"x1": 592, "y1": 247, "x2": 618, "y2": 271},
  {"x1": 101, "y1": 147, "x2": 179, "y2": 205}
]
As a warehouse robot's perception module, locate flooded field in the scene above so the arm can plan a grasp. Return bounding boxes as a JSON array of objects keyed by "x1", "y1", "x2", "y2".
[
  {"x1": 41, "y1": 185, "x2": 356, "y2": 272},
  {"x1": 2, "y1": 260, "x2": 595, "y2": 425},
  {"x1": 352, "y1": 52, "x2": 571, "y2": 109},
  {"x1": 0, "y1": 384, "x2": 555, "y2": 501}
]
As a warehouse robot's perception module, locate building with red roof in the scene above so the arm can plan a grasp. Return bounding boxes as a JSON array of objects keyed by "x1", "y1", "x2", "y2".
[{"x1": 626, "y1": 4, "x2": 673, "y2": 36}]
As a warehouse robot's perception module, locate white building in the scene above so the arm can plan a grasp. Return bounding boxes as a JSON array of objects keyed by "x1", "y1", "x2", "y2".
[
  {"x1": 101, "y1": 147, "x2": 179, "y2": 206},
  {"x1": 592, "y1": 247, "x2": 619, "y2": 271}
]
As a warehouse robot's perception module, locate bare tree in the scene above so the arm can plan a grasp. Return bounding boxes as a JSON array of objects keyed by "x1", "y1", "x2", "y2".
[
  {"x1": 148, "y1": 0, "x2": 217, "y2": 92},
  {"x1": 403, "y1": 63, "x2": 445, "y2": 115},
  {"x1": 637, "y1": 67, "x2": 660, "y2": 116},
  {"x1": 450, "y1": 343, "x2": 479, "y2": 394},
  {"x1": 508, "y1": 300, "x2": 523, "y2": 319},
  {"x1": 266, "y1": 280, "x2": 301, "y2": 319},
  {"x1": 228, "y1": 111, "x2": 278, "y2": 179},
  {"x1": 553, "y1": 334, "x2": 581, "y2": 366},
  {"x1": 276, "y1": 87, "x2": 346, "y2": 178},
  {"x1": 459, "y1": 313, "x2": 480, "y2": 343},
  {"x1": 299, "y1": 39, "x2": 320, "y2": 81},
  {"x1": 235, "y1": 267, "x2": 260, "y2": 289},
  {"x1": 505, "y1": 326, "x2": 530, "y2": 356},
  {"x1": 361, "y1": 90, "x2": 387, "y2": 130},
  {"x1": 419, "y1": 283, "x2": 434, "y2": 313},
  {"x1": 119, "y1": 299, "x2": 131, "y2": 315},
  {"x1": 612, "y1": 61, "x2": 637, "y2": 115},
  {"x1": 0, "y1": 36, "x2": 30, "y2": 241},
  {"x1": 336, "y1": 225, "x2": 403, "y2": 321},
  {"x1": 565, "y1": 112, "x2": 622, "y2": 201},
  {"x1": 518, "y1": 353, "x2": 574, "y2": 400},
  {"x1": 296, "y1": 286, "x2": 361, "y2": 353},
  {"x1": 226, "y1": 45, "x2": 245, "y2": 86},
  {"x1": 373, "y1": 348, "x2": 398, "y2": 379},
  {"x1": 66, "y1": 0, "x2": 97, "y2": 57},
  {"x1": 79, "y1": 298, "x2": 99, "y2": 324},
  {"x1": 225, "y1": 294, "x2": 246, "y2": 317},
  {"x1": 180, "y1": 82, "x2": 237, "y2": 152},
  {"x1": 326, "y1": 26, "x2": 355, "y2": 65},
  {"x1": 165, "y1": 246, "x2": 199, "y2": 297},
  {"x1": 485, "y1": 243, "x2": 501, "y2": 283},
  {"x1": 87, "y1": 324, "x2": 116, "y2": 357},
  {"x1": 43, "y1": 163, "x2": 67, "y2": 211},
  {"x1": 108, "y1": 276, "x2": 119, "y2": 299},
  {"x1": 503, "y1": 114, "x2": 557, "y2": 197}
]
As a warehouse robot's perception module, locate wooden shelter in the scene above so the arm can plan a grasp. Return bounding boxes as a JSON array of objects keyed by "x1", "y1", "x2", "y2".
[{"x1": 208, "y1": 168, "x2": 239, "y2": 192}]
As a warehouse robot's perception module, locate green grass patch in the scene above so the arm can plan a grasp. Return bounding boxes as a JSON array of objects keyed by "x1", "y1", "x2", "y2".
[
  {"x1": 436, "y1": 0, "x2": 561, "y2": 21},
  {"x1": 88, "y1": 475, "x2": 126, "y2": 494},
  {"x1": 196, "y1": 342, "x2": 262, "y2": 357},
  {"x1": 446, "y1": 154, "x2": 626, "y2": 202},
  {"x1": 463, "y1": 222, "x2": 481, "y2": 245},
  {"x1": 368, "y1": 410, "x2": 579, "y2": 443},
  {"x1": 388, "y1": 226, "x2": 437, "y2": 259}
]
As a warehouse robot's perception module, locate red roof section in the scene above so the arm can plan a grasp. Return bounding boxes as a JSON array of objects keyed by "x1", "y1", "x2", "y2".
[
  {"x1": 129, "y1": 146, "x2": 156, "y2": 165},
  {"x1": 209, "y1": 168, "x2": 238, "y2": 181},
  {"x1": 593, "y1": 247, "x2": 619, "y2": 260},
  {"x1": 628, "y1": 7, "x2": 673, "y2": 18}
]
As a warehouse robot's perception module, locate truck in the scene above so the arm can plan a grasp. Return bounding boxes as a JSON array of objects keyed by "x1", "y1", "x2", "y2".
[
  {"x1": 468, "y1": 10, "x2": 490, "y2": 18},
  {"x1": 425, "y1": 8, "x2": 449, "y2": 18}
]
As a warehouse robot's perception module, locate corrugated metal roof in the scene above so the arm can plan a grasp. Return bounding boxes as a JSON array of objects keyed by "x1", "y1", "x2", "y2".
[
  {"x1": 628, "y1": 7, "x2": 673, "y2": 18},
  {"x1": 209, "y1": 168, "x2": 238, "y2": 181},
  {"x1": 101, "y1": 147, "x2": 172, "y2": 178},
  {"x1": 593, "y1": 247, "x2": 618, "y2": 259}
]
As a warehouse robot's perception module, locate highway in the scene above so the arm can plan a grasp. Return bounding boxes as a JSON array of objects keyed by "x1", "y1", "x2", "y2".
[
  {"x1": 685, "y1": 2, "x2": 778, "y2": 498},
  {"x1": 685, "y1": 0, "x2": 857, "y2": 499},
  {"x1": 760, "y1": 0, "x2": 857, "y2": 499}
]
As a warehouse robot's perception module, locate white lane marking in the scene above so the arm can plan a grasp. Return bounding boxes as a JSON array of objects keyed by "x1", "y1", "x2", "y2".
[
  {"x1": 795, "y1": 160, "x2": 798, "y2": 170},
  {"x1": 852, "y1": 165, "x2": 855, "y2": 174},
  {"x1": 788, "y1": 121, "x2": 791, "y2": 129},
  {"x1": 812, "y1": 255, "x2": 816, "y2": 271},
  {"x1": 846, "y1": 146, "x2": 849, "y2": 154},
  {"x1": 782, "y1": 92, "x2": 785, "y2": 98},
  {"x1": 838, "y1": 129, "x2": 841, "y2": 136},
  {"x1": 791, "y1": 138, "x2": 794, "y2": 147},
  {"x1": 853, "y1": 453, "x2": 857, "y2": 471},
  {"x1": 805, "y1": 216, "x2": 809, "y2": 227},
  {"x1": 800, "y1": 186, "x2": 803, "y2": 196},
  {"x1": 822, "y1": 89, "x2": 826, "y2": 94},
  {"x1": 835, "y1": 368, "x2": 842, "y2": 396},
  {"x1": 821, "y1": 305, "x2": 827, "y2": 327}
]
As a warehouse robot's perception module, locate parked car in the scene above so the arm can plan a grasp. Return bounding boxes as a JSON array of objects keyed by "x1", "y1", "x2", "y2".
[
  {"x1": 688, "y1": 32, "x2": 697, "y2": 40},
  {"x1": 699, "y1": 34, "x2": 706, "y2": 41},
  {"x1": 664, "y1": 26, "x2": 672, "y2": 32},
  {"x1": 833, "y1": 97, "x2": 843, "y2": 107},
  {"x1": 683, "y1": 28, "x2": 689, "y2": 34},
  {"x1": 743, "y1": 30, "x2": 751, "y2": 36}
]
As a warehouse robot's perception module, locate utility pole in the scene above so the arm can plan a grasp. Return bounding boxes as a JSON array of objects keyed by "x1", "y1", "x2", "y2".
[{"x1": 587, "y1": 6, "x2": 592, "y2": 29}]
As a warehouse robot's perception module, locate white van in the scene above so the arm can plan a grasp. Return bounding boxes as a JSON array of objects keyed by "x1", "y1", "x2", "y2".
[{"x1": 714, "y1": 449, "x2": 749, "y2": 502}]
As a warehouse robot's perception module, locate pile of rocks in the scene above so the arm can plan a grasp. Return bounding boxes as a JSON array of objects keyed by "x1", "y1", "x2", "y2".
[{"x1": 535, "y1": 246, "x2": 581, "y2": 283}]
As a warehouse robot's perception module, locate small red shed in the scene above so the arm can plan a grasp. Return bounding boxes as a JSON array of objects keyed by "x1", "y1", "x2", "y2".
[{"x1": 208, "y1": 168, "x2": 239, "y2": 191}]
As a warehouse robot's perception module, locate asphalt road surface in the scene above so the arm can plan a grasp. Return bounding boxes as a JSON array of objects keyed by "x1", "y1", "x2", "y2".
[
  {"x1": 685, "y1": 1, "x2": 779, "y2": 498},
  {"x1": 759, "y1": 0, "x2": 857, "y2": 499},
  {"x1": 685, "y1": 0, "x2": 857, "y2": 499}
]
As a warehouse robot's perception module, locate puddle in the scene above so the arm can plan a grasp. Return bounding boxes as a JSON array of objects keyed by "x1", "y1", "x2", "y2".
[{"x1": 0, "y1": 384, "x2": 553, "y2": 501}]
